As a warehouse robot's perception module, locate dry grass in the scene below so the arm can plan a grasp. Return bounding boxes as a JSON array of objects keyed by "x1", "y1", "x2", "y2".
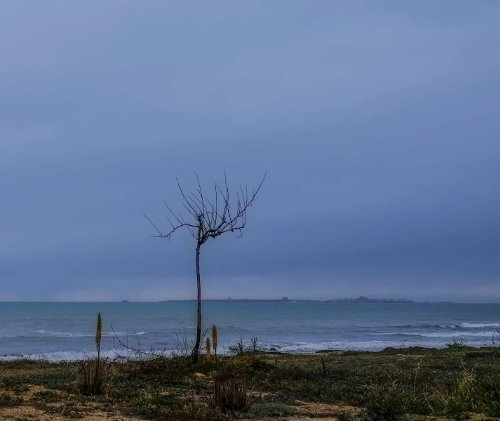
[
  {"x1": 0, "y1": 346, "x2": 498, "y2": 420},
  {"x1": 213, "y1": 373, "x2": 248, "y2": 412},
  {"x1": 77, "y1": 358, "x2": 108, "y2": 395}
]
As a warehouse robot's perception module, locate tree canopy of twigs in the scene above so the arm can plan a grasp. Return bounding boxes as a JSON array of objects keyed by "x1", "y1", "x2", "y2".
[
  {"x1": 145, "y1": 173, "x2": 265, "y2": 245},
  {"x1": 145, "y1": 172, "x2": 265, "y2": 363}
]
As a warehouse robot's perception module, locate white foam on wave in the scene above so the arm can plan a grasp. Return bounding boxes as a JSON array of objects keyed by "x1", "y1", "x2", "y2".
[
  {"x1": 419, "y1": 331, "x2": 497, "y2": 338},
  {"x1": 2, "y1": 336, "x2": 496, "y2": 361},
  {"x1": 460, "y1": 322, "x2": 500, "y2": 328},
  {"x1": 0, "y1": 349, "x2": 119, "y2": 362},
  {"x1": 0, "y1": 330, "x2": 149, "y2": 339},
  {"x1": 277, "y1": 340, "x2": 391, "y2": 352},
  {"x1": 0, "y1": 348, "x2": 162, "y2": 362}
]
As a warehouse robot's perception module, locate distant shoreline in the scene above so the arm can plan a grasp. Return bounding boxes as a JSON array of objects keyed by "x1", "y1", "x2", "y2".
[
  {"x1": 0, "y1": 298, "x2": 500, "y2": 305},
  {"x1": 1, "y1": 299, "x2": 500, "y2": 304}
]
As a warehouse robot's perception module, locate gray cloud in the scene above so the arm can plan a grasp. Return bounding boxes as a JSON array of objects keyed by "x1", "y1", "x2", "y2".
[{"x1": 1, "y1": 1, "x2": 499, "y2": 301}]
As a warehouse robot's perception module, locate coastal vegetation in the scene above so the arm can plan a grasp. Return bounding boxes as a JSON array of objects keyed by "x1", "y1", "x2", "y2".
[
  {"x1": 0, "y1": 344, "x2": 499, "y2": 420},
  {"x1": 77, "y1": 313, "x2": 107, "y2": 396}
]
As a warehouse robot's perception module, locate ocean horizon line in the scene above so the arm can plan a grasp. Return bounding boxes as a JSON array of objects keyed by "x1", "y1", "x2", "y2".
[{"x1": 0, "y1": 299, "x2": 499, "y2": 304}]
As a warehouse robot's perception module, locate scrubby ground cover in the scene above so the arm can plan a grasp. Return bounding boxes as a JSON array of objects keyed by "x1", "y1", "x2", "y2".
[{"x1": 0, "y1": 346, "x2": 498, "y2": 420}]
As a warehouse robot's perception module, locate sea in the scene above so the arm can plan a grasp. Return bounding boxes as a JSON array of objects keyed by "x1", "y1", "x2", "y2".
[{"x1": 0, "y1": 301, "x2": 499, "y2": 361}]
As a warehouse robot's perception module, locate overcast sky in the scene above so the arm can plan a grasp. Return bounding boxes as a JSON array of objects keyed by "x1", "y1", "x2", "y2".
[{"x1": 1, "y1": 1, "x2": 499, "y2": 302}]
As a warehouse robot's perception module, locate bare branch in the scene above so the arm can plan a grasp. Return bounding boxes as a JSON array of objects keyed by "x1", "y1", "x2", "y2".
[
  {"x1": 143, "y1": 213, "x2": 165, "y2": 237},
  {"x1": 146, "y1": 171, "x2": 265, "y2": 243}
]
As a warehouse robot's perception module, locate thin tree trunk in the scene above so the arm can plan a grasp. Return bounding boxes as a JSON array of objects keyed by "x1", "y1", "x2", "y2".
[{"x1": 192, "y1": 241, "x2": 202, "y2": 363}]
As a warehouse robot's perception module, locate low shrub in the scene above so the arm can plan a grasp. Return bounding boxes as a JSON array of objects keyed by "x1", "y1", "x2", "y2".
[
  {"x1": 213, "y1": 373, "x2": 248, "y2": 412},
  {"x1": 78, "y1": 358, "x2": 108, "y2": 395}
]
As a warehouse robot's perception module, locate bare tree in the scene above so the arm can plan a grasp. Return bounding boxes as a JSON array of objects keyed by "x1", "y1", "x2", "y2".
[{"x1": 146, "y1": 173, "x2": 265, "y2": 363}]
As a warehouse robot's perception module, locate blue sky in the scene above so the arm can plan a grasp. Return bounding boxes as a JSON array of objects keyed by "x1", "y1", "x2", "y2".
[{"x1": 1, "y1": 1, "x2": 499, "y2": 301}]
